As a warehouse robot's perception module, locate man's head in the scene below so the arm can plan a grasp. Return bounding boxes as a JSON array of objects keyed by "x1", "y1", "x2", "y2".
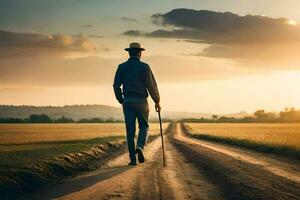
[
  {"x1": 129, "y1": 48, "x2": 142, "y2": 58},
  {"x1": 125, "y1": 42, "x2": 145, "y2": 58}
]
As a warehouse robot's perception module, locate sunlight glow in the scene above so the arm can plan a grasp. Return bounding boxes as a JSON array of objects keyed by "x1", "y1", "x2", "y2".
[{"x1": 286, "y1": 19, "x2": 297, "y2": 26}]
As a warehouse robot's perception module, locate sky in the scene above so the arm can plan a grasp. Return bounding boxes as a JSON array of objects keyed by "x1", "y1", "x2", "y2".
[{"x1": 1, "y1": 0, "x2": 300, "y2": 114}]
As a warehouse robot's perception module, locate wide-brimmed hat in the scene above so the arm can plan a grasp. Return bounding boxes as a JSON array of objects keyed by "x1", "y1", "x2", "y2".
[{"x1": 125, "y1": 42, "x2": 145, "y2": 51}]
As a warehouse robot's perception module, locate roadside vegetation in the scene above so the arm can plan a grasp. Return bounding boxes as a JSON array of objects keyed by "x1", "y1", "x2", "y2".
[
  {"x1": 0, "y1": 136, "x2": 125, "y2": 169},
  {"x1": 0, "y1": 138, "x2": 126, "y2": 200},
  {"x1": 183, "y1": 123, "x2": 300, "y2": 160},
  {"x1": 0, "y1": 114, "x2": 123, "y2": 123},
  {"x1": 0, "y1": 113, "x2": 172, "y2": 123},
  {"x1": 183, "y1": 108, "x2": 300, "y2": 123},
  {"x1": 0, "y1": 123, "x2": 169, "y2": 199}
]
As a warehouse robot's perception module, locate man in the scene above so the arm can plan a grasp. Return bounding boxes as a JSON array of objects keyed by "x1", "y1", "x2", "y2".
[{"x1": 113, "y1": 42, "x2": 161, "y2": 166}]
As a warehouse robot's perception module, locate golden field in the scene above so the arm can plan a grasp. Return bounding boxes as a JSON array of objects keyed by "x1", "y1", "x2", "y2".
[
  {"x1": 0, "y1": 123, "x2": 166, "y2": 145},
  {"x1": 0, "y1": 123, "x2": 168, "y2": 167},
  {"x1": 185, "y1": 123, "x2": 300, "y2": 150}
]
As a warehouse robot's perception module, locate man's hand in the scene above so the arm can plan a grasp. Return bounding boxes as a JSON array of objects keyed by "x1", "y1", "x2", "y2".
[{"x1": 155, "y1": 103, "x2": 161, "y2": 112}]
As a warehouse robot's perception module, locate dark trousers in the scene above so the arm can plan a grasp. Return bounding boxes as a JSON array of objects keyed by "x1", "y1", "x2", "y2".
[{"x1": 123, "y1": 103, "x2": 149, "y2": 162}]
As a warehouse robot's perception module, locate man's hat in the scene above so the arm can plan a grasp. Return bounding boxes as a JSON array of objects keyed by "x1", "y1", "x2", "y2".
[{"x1": 125, "y1": 42, "x2": 145, "y2": 51}]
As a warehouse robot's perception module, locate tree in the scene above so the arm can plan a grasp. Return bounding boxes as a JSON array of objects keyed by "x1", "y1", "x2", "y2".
[
  {"x1": 55, "y1": 116, "x2": 74, "y2": 123},
  {"x1": 0, "y1": 118, "x2": 25, "y2": 123},
  {"x1": 77, "y1": 118, "x2": 104, "y2": 123},
  {"x1": 279, "y1": 108, "x2": 300, "y2": 122},
  {"x1": 254, "y1": 110, "x2": 267, "y2": 119},
  {"x1": 28, "y1": 114, "x2": 53, "y2": 123},
  {"x1": 212, "y1": 115, "x2": 219, "y2": 120},
  {"x1": 105, "y1": 117, "x2": 115, "y2": 123},
  {"x1": 254, "y1": 110, "x2": 276, "y2": 122}
]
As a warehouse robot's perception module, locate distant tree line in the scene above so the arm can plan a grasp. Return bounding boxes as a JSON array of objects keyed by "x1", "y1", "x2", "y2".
[
  {"x1": 182, "y1": 108, "x2": 300, "y2": 123},
  {"x1": 2, "y1": 108, "x2": 299, "y2": 123},
  {"x1": 0, "y1": 114, "x2": 123, "y2": 123},
  {"x1": 0, "y1": 114, "x2": 170, "y2": 123}
]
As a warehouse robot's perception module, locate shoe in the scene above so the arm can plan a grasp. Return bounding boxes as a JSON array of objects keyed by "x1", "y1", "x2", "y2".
[
  {"x1": 135, "y1": 148, "x2": 145, "y2": 163},
  {"x1": 128, "y1": 161, "x2": 137, "y2": 166}
]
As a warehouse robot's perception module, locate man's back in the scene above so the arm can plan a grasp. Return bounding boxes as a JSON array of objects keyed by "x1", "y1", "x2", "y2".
[{"x1": 113, "y1": 57, "x2": 160, "y2": 104}]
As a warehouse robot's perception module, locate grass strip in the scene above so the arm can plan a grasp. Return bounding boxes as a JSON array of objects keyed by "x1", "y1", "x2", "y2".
[
  {"x1": 0, "y1": 136, "x2": 125, "y2": 169},
  {"x1": 0, "y1": 133, "x2": 161, "y2": 200},
  {"x1": 182, "y1": 123, "x2": 300, "y2": 161},
  {"x1": 0, "y1": 139, "x2": 126, "y2": 200}
]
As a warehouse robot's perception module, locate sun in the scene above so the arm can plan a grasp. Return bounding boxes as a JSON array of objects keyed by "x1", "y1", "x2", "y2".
[{"x1": 286, "y1": 19, "x2": 297, "y2": 26}]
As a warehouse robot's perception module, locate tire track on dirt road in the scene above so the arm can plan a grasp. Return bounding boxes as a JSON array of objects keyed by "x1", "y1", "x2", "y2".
[
  {"x1": 31, "y1": 138, "x2": 167, "y2": 200},
  {"x1": 30, "y1": 122, "x2": 300, "y2": 200},
  {"x1": 171, "y1": 123, "x2": 300, "y2": 200},
  {"x1": 30, "y1": 124, "x2": 224, "y2": 200}
]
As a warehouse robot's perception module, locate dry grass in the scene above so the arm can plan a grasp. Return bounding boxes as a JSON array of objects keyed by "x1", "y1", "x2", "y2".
[
  {"x1": 0, "y1": 123, "x2": 167, "y2": 145},
  {"x1": 185, "y1": 123, "x2": 300, "y2": 150},
  {"x1": 0, "y1": 123, "x2": 168, "y2": 168},
  {"x1": 0, "y1": 123, "x2": 170, "y2": 199}
]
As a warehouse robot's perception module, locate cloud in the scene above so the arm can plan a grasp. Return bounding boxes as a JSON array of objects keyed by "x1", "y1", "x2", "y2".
[
  {"x1": 0, "y1": 54, "x2": 244, "y2": 87},
  {"x1": 105, "y1": 16, "x2": 138, "y2": 22},
  {"x1": 123, "y1": 30, "x2": 144, "y2": 36},
  {"x1": 123, "y1": 9, "x2": 300, "y2": 68},
  {"x1": 82, "y1": 24, "x2": 93, "y2": 28},
  {"x1": 144, "y1": 9, "x2": 300, "y2": 44},
  {"x1": 0, "y1": 55, "x2": 119, "y2": 86},
  {"x1": 87, "y1": 34, "x2": 103, "y2": 38},
  {"x1": 0, "y1": 29, "x2": 96, "y2": 58},
  {"x1": 120, "y1": 17, "x2": 138, "y2": 22}
]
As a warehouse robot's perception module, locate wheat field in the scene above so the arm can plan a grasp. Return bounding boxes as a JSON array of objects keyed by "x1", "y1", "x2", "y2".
[
  {"x1": 0, "y1": 123, "x2": 166, "y2": 145},
  {"x1": 186, "y1": 123, "x2": 300, "y2": 150},
  {"x1": 0, "y1": 123, "x2": 168, "y2": 167}
]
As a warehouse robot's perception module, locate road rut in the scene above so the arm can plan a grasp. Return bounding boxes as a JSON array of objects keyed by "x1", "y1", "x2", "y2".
[{"x1": 30, "y1": 123, "x2": 300, "y2": 200}]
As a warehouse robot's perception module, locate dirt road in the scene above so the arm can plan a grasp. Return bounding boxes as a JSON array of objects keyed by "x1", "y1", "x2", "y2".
[{"x1": 31, "y1": 123, "x2": 300, "y2": 200}]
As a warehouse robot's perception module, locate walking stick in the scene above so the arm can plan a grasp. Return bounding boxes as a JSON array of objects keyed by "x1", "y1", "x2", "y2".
[{"x1": 158, "y1": 111, "x2": 166, "y2": 167}]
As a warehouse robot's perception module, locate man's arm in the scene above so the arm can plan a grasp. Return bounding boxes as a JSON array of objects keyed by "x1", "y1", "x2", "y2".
[
  {"x1": 113, "y1": 66, "x2": 124, "y2": 104},
  {"x1": 145, "y1": 65, "x2": 161, "y2": 111}
]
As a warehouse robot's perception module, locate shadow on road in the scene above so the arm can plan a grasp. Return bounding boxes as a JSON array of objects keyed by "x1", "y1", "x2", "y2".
[{"x1": 31, "y1": 165, "x2": 132, "y2": 200}]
